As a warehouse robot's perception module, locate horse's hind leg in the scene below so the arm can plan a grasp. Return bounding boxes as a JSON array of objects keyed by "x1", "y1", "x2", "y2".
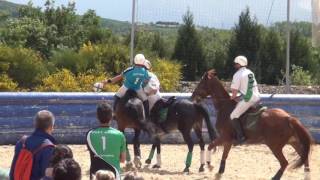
[
  {"x1": 194, "y1": 127, "x2": 205, "y2": 172},
  {"x1": 290, "y1": 141, "x2": 310, "y2": 172},
  {"x1": 133, "y1": 129, "x2": 142, "y2": 168},
  {"x1": 181, "y1": 131, "x2": 194, "y2": 173},
  {"x1": 269, "y1": 146, "x2": 288, "y2": 180},
  {"x1": 218, "y1": 143, "x2": 232, "y2": 174}
]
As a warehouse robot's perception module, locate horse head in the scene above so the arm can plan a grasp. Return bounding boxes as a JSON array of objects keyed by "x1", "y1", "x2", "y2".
[{"x1": 191, "y1": 69, "x2": 218, "y2": 103}]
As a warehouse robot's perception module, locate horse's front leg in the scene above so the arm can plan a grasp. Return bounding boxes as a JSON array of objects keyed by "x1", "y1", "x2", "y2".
[
  {"x1": 218, "y1": 143, "x2": 232, "y2": 174},
  {"x1": 120, "y1": 129, "x2": 133, "y2": 169},
  {"x1": 133, "y1": 129, "x2": 142, "y2": 168},
  {"x1": 145, "y1": 144, "x2": 156, "y2": 165},
  {"x1": 182, "y1": 131, "x2": 194, "y2": 173},
  {"x1": 152, "y1": 137, "x2": 161, "y2": 168}
]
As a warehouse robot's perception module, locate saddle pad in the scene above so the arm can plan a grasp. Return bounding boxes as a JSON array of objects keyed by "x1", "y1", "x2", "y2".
[
  {"x1": 158, "y1": 108, "x2": 168, "y2": 123},
  {"x1": 244, "y1": 106, "x2": 267, "y2": 131}
]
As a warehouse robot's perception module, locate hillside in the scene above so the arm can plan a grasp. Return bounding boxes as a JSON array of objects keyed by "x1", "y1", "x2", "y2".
[{"x1": 0, "y1": 0, "x2": 20, "y2": 17}]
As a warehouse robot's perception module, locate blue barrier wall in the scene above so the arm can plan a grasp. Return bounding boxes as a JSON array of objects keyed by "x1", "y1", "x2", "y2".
[{"x1": 0, "y1": 92, "x2": 319, "y2": 144}]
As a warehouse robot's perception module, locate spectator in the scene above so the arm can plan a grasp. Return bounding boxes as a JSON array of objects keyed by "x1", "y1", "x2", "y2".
[
  {"x1": 123, "y1": 172, "x2": 144, "y2": 180},
  {"x1": 86, "y1": 102, "x2": 126, "y2": 179},
  {"x1": 10, "y1": 110, "x2": 56, "y2": 180},
  {"x1": 52, "y1": 158, "x2": 81, "y2": 180},
  {"x1": 93, "y1": 170, "x2": 115, "y2": 180},
  {"x1": 43, "y1": 145, "x2": 74, "y2": 179}
]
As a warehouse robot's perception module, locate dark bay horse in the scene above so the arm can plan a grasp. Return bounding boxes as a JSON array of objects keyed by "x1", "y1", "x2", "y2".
[
  {"x1": 191, "y1": 69, "x2": 313, "y2": 180},
  {"x1": 114, "y1": 89, "x2": 156, "y2": 168},
  {"x1": 146, "y1": 98, "x2": 217, "y2": 173}
]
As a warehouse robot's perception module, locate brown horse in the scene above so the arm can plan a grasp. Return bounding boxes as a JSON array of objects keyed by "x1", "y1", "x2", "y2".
[
  {"x1": 191, "y1": 69, "x2": 313, "y2": 180},
  {"x1": 114, "y1": 89, "x2": 156, "y2": 169}
]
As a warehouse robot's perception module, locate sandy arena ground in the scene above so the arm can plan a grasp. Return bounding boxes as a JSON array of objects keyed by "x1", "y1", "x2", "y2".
[{"x1": 0, "y1": 144, "x2": 319, "y2": 180}]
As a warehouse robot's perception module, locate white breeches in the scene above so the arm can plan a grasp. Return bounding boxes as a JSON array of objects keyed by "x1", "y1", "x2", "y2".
[
  {"x1": 230, "y1": 95, "x2": 260, "y2": 120},
  {"x1": 148, "y1": 92, "x2": 161, "y2": 111}
]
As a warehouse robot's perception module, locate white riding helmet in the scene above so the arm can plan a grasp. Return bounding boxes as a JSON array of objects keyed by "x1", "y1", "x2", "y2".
[
  {"x1": 144, "y1": 59, "x2": 151, "y2": 70},
  {"x1": 234, "y1": 55, "x2": 248, "y2": 66},
  {"x1": 134, "y1": 54, "x2": 146, "y2": 66}
]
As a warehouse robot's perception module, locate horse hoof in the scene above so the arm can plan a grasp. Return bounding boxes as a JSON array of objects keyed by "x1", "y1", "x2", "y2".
[
  {"x1": 199, "y1": 166, "x2": 205, "y2": 172},
  {"x1": 183, "y1": 167, "x2": 190, "y2": 173},
  {"x1": 145, "y1": 159, "x2": 152, "y2": 164},
  {"x1": 218, "y1": 168, "x2": 225, "y2": 174},
  {"x1": 126, "y1": 162, "x2": 134, "y2": 170},
  {"x1": 152, "y1": 164, "x2": 161, "y2": 169},
  {"x1": 133, "y1": 157, "x2": 142, "y2": 169}
]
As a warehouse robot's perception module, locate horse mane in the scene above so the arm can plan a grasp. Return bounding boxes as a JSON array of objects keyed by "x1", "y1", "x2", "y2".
[
  {"x1": 206, "y1": 69, "x2": 230, "y2": 98},
  {"x1": 123, "y1": 89, "x2": 138, "y2": 102}
]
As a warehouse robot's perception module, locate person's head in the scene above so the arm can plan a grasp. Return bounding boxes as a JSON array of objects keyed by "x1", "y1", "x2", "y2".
[
  {"x1": 134, "y1": 54, "x2": 146, "y2": 67},
  {"x1": 53, "y1": 158, "x2": 81, "y2": 180},
  {"x1": 50, "y1": 145, "x2": 73, "y2": 167},
  {"x1": 93, "y1": 170, "x2": 115, "y2": 180},
  {"x1": 144, "y1": 59, "x2": 151, "y2": 70},
  {"x1": 34, "y1": 110, "x2": 55, "y2": 134},
  {"x1": 97, "y1": 102, "x2": 113, "y2": 125},
  {"x1": 123, "y1": 172, "x2": 144, "y2": 180},
  {"x1": 233, "y1": 55, "x2": 247, "y2": 70}
]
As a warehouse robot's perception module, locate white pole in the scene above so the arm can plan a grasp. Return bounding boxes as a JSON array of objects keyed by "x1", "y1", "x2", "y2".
[
  {"x1": 285, "y1": 0, "x2": 291, "y2": 93},
  {"x1": 130, "y1": 0, "x2": 136, "y2": 65}
]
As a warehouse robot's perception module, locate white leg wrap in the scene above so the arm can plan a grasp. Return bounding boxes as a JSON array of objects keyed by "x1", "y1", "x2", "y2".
[
  {"x1": 156, "y1": 153, "x2": 162, "y2": 166},
  {"x1": 200, "y1": 150, "x2": 205, "y2": 164},
  {"x1": 206, "y1": 150, "x2": 212, "y2": 163}
]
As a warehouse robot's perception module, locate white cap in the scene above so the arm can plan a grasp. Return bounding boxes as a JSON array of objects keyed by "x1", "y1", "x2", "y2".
[
  {"x1": 234, "y1": 56, "x2": 248, "y2": 66},
  {"x1": 144, "y1": 59, "x2": 151, "y2": 70},
  {"x1": 134, "y1": 54, "x2": 146, "y2": 66}
]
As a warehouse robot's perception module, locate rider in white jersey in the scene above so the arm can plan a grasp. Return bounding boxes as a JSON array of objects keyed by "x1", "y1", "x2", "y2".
[{"x1": 230, "y1": 55, "x2": 261, "y2": 144}]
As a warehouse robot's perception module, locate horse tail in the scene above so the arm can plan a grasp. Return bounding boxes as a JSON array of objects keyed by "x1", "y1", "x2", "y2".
[
  {"x1": 195, "y1": 104, "x2": 217, "y2": 141},
  {"x1": 289, "y1": 117, "x2": 313, "y2": 169}
]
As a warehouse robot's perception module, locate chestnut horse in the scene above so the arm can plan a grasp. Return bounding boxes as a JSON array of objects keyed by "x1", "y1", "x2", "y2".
[{"x1": 191, "y1": 69, "x2": 312, "y2": 180}]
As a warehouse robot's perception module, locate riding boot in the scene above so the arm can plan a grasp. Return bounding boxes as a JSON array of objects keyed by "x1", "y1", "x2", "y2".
[
  {"x1": 231, "y1": 118, "x2": 246, "y2": 144},
  {"x1": 143, "y1": 100, "x2": 150, "y2": 120}
]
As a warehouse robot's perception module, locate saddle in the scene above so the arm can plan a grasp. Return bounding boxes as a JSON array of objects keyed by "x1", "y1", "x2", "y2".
[
  {"x1": 239, "y1": 104, "x2": 267, "y2": 131},
  {"x1": 151, "y1": 96, "x2": 176, "y2": 124}
]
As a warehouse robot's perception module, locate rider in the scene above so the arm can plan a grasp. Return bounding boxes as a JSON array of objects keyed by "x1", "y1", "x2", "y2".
[
  {"x1": 101, "y1": 54, "x2": 151, "y2": 118},
  {"x1": 230, "y1": 55, "x2": 260, "y2": 144},
  {"x1": 143, "y1": 60, "x2": 161, "y2": 111}
]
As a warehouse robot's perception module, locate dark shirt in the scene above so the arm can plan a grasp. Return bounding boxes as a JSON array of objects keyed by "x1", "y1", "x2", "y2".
[{"x1": 9, "y1": 129, "x2": 56, "y2": 180}]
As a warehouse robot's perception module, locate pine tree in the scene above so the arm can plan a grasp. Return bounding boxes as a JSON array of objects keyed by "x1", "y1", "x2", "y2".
[
  {"x1": 260, "y1": 29, "x2": 285, "y2": 84},
  {"x1": 224, "y1": 8, "x2": 262, "y2": 80},
  {"x1": 172, "y1": 10, "x2": 204, "y2": 81}
]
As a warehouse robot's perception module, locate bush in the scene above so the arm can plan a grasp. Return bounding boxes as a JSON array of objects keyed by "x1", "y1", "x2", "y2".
[
  {"x1": 0, "y1": 46, "x2": 47, "y2": 89},
  {"x1": 291, "y1": 65, "x2": 313, "y2": 86},
  {"x1": 0, "y1": 73, "x2": 18, "y2": 91},
  {"x1": 79, "y1": 42, "x2": 130, "y2": 75},
  {"x1": 36, "y1": 69, "x2": 119, "y2": 92},
  {"x1": 50, "y1": 49, "x2": 88, "y2": 75},
  {"x1": 36, "y1": 69, "x2": 79, "y2": 92},
  {"x1": 77, "y1": 72, "x2": 119, "y2": 92},
  {"x1": 151, "y1": 58, "x2": 182, "y2": 91}
]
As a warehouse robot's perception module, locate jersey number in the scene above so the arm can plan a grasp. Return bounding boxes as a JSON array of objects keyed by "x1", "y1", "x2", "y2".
[
  {"x1": 134, "y1": 77, "x2": 140, "y2": 85},
  {"x1": 101, "y1": 136, "x2": 106, "y2": 151}
]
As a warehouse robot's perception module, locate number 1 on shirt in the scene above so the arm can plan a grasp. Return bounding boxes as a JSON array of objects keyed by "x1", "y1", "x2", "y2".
[
  {"x1": 134, "y1": 77, "x2": 140, "y2": 85},
  {"x1": 101, "y1": 136, "x2": 106, "y2": 151}
]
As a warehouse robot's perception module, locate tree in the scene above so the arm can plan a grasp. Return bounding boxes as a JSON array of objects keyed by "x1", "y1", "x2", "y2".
[
  {"x1": 172, "y1": 10, "x2": 204, "y2": 80},
  {"x1": 2, "y1": 17, "x2": 49, "y2": 55},
  {"x1": 151, "y1": 32, "x2": 166, "y2": 58},
  {"x1": 259, "y1": 29, "x2": 285, "y2": 84},
  {"x1": 225, "y1": 8, "x2": 262, "y2": 80},
  {"x1": 290, "y1": 30, "x2": 313, "y2": 71}
]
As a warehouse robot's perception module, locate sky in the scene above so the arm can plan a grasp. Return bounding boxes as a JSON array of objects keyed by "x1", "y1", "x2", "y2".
[{"x1": 7, "y1": 0, "x2": 313, "y2": 29}]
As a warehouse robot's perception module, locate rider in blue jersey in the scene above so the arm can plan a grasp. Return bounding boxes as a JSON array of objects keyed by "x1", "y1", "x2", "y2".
[{"x1": 100, "y1": 54, "x2": 151, "y2": 118}]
